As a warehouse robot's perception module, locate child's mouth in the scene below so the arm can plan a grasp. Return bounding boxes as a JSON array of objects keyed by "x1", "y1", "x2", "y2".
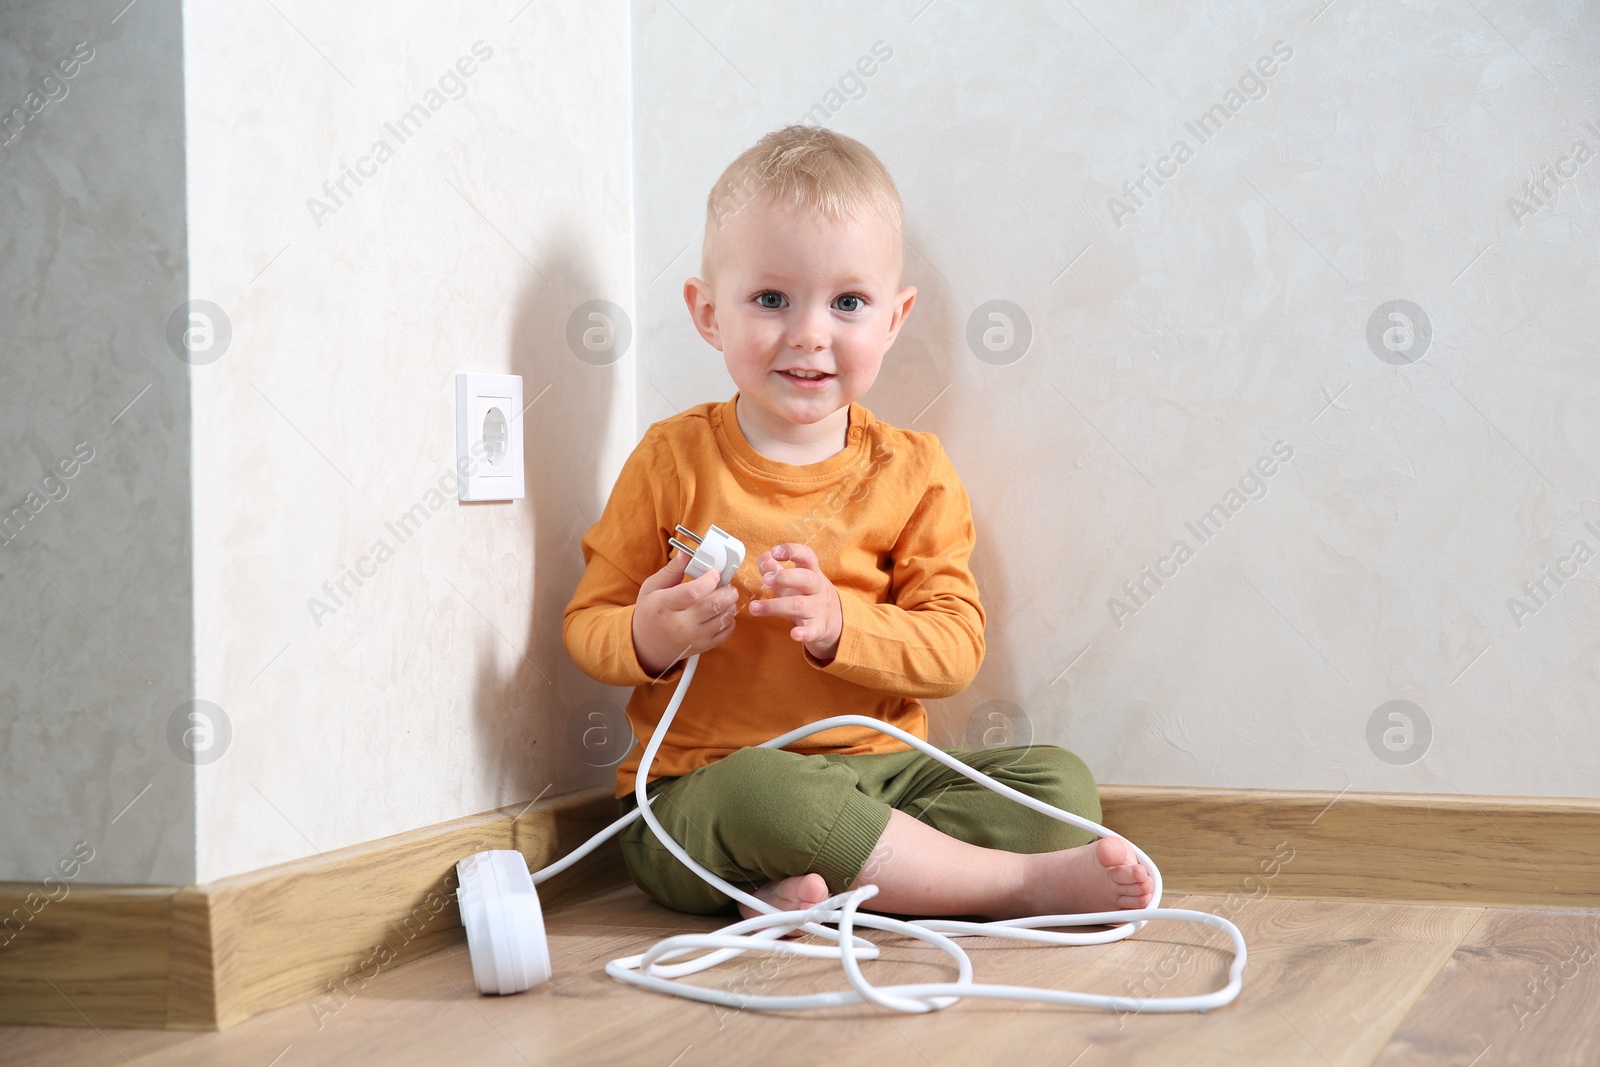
[{"x1": 778, "y1": 370, "x2": 834, "y2": 389}]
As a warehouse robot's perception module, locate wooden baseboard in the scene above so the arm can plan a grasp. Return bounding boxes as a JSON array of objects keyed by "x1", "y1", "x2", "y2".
[
  {"x1": 0, "y1": 786, "x2": 628, "y2": 1031},
  {"x1": 4, "y1": 784, "x2": 1595, "y2": 1032},
  {"x1": 1099, "y1": 785, "x2": 1600, "y2": 909}
]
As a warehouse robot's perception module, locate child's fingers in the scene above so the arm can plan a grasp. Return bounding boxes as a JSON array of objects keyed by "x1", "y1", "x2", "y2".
[
  {"x1": 639, "y1": 547, "x2": 692, "y2": 597},
  {"x1": 761, "y1": 565, "x2": 813, "y2": 596},
  {"x1": 766, "y1": 555, "x2": 832, "y2": 593},
  {"x1": 697, "y1": 586, "x2": 739, "y2": 627},
  {"x1": 669, "y1": 568, "x2": 725, "y2": 612},
  {"x1": 771, "y1": 543, "x2": 819, "y2": 570},
  {"x1": 758, "y1": 543, "x2": 818, "y2": 574},
  {"x1": 659, "y1": 546, "x2": 691, "y2": 574},
  {"x1": 698, "y1": 598, "x2": 738, "y2": 641},
  {"x1": 752, "y1": 590, "x2": 820, "y2": 630},
  {"x1": 675, "y1": 575, "x2": 742, "y2": 633},
  {"x1": 788, "y1": 609, "x2": 823, "y2": 643}
]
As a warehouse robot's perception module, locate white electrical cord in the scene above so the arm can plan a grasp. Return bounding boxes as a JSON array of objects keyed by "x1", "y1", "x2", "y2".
[{"x1": 532, "y1": 651, "x2": 1247, "y2": 1016}]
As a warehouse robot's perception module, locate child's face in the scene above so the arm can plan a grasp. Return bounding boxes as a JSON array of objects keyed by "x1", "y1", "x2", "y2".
[{"x1": 684, "y1": 195, "x2": 916, "y2": 437}]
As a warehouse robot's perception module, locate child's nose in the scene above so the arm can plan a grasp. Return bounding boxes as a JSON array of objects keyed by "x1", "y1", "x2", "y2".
[{"x1": 786, "y1": 304, "x2": 830, "y2": 351}]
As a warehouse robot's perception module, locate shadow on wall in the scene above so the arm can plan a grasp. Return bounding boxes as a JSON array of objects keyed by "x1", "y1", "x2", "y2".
[
  {"x1": 867, "y1": 215, "x2": 1071, "y2": 752},
  {"x1": 855, "y1": 219, "x2": 1009, "y2": 749},
  {"x1": 468, "y1": 234, "x2": 625, "y2": 806}
]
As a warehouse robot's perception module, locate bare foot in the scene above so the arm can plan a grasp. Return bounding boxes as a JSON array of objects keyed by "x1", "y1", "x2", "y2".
[
  {"x1": 738, "y1": 873, "x2": 829, "y2": 927},
  {"x1": 1011, "y1": 836, "x2": 1154, "y2": 919}
]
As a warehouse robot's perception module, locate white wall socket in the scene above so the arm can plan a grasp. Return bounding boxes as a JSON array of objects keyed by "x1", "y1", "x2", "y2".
[{"x1": 455, "y1": 373, "x2": 525, "y2": 502}]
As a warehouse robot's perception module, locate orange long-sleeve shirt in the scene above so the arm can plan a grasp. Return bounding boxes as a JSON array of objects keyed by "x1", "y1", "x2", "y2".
[{"x1": 562, "y1": 393, "x2": 986, "y2": 798}]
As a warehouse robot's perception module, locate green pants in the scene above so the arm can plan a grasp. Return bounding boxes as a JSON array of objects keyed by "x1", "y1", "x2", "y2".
[{"x1": 617, "y1": 743, "x2": 1100, "y2": 916}]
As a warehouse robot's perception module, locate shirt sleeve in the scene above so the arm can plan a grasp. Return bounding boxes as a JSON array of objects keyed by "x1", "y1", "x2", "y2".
[
  {"x1": 562, "y1": 428, "x2": 689, "y2": 688},
  {"x1": 803, "y1": 439, "x2": 986, "y2": 699}
]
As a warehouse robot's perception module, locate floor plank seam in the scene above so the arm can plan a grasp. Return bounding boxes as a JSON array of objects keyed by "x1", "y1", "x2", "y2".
[{"x1": 1366, "y1": 905, "x2": 1491, "y2": 1065}]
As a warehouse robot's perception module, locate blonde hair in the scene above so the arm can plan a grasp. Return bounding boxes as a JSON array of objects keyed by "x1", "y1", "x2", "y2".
[{"x1": 702, "y1": 125, "x2": 904, "y2": 283}]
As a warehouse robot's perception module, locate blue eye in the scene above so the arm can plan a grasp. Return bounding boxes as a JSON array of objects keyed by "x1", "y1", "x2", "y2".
[
  {"x1": 834, "y1": 294, "x2": 864, "y2": 313},
  {"x1": 756, "y1": 292, "x2": 786, "y2": 309}
]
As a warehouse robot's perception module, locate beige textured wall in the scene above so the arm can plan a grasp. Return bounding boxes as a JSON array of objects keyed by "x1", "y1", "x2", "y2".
[
  {"x1": 632, "y1": 2, "x2": 1600, "y2": 798},
  {"x1": 185, "y1": 0, "x2": 635, "y2": 882},
  {"x1": 2, "y1": 0, "x2": 1594, "y2": 889}
]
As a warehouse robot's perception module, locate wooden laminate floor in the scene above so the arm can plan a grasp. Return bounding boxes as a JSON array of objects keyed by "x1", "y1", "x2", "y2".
[{"x1": 5, "y1": 887, "x2": 1598, "y2": 1066}]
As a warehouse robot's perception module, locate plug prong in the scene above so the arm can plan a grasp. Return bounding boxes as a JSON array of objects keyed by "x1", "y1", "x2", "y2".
[
  {"x1": 667, "y1": 537, "x2": 697, "y2": 559},
  {"x1": 674, "y1": 524, "x2": 703, "y2": 543}
]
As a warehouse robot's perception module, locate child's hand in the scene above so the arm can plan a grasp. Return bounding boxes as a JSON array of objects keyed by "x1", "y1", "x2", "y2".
[
  {"x1": 632, "y1": 549, "x2": 740, "y2": 677},
  {"x1": 748, "y1": 544, "x2": 842, "y2": 664}
]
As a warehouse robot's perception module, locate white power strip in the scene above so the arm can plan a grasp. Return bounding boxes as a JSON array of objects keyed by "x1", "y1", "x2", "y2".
[{"x1": 457, "y1": 850, "x2": 551, "y2": 995}]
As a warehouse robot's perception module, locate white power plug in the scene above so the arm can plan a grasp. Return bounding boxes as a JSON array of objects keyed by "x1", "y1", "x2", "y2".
[{"x1": 668, "y1": 524, "x2": 745, "y2": 587}]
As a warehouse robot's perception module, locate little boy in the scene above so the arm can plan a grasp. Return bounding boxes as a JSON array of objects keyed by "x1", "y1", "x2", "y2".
[{"x1": 562, "y1": 125, "x2": 1152, "y2": 920}]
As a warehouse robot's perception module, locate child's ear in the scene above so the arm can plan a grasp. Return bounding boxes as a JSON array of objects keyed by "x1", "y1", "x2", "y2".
[
  {"x1": 884, "y1": 284, "x2": 917, "y2": 346},
  {"x1": 683, "y1": 277, "x2": 723, "y2": 350}
]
